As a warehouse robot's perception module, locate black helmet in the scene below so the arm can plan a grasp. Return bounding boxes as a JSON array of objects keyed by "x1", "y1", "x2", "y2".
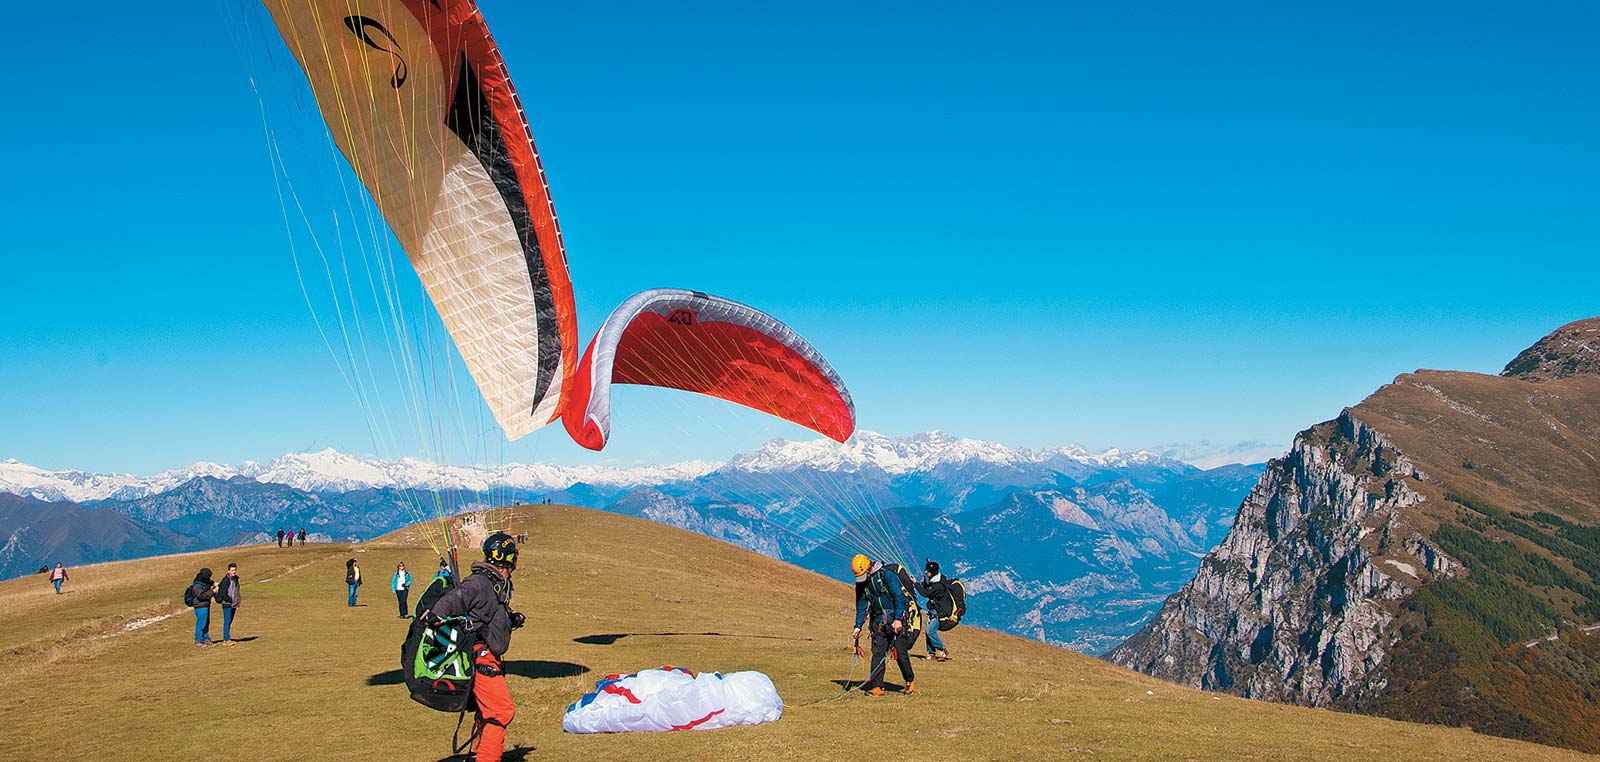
[
  {"x1": 483, "y1": 532, "x2": 518, "y2": 570},
  {"x1": 925, "y1": 560, "x2": 940, "y2": 576}
]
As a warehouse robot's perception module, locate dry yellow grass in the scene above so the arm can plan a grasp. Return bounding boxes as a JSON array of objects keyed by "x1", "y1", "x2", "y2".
[{"x1": 0, "y1": 504, "x2": 1591, "y2": 761}]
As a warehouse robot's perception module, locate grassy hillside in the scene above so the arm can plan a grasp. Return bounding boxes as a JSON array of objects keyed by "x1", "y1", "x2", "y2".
[
  {"x1": 0, "y1": 505, "x2": 1590, "y2": 761},
  {"x1": 1344, "y1": 367, "x2": 1600, "y2": 748}
]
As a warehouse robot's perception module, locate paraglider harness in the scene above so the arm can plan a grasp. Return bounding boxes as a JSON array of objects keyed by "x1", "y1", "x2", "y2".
[
  {"x1": 931, "y1": 577, "x2": 967, "y2": 631},
  {"x1": 871, "y1": 563, "x2": 923, "y2": 637},
  {"x1": 402, "y1": 570, "x2": 476, "y2": 713}
]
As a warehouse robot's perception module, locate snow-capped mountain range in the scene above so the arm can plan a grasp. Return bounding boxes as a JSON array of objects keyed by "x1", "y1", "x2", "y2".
[{"x1": 0, "y1": 431, "x2": 1169, "y2": 504}]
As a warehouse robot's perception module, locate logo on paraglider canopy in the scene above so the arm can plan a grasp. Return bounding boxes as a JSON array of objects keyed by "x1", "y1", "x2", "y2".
[
  {"x1": 666, "y1": 309, "x2": 698, "y2": 327},
  {"x1": 342, "y1": 16, "x2": 408, "y2": 89}
]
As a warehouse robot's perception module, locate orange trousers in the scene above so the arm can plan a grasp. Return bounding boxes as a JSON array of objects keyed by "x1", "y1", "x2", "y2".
[{"x1": 471, "y1": 647, "x2": 516, "y2": 762}]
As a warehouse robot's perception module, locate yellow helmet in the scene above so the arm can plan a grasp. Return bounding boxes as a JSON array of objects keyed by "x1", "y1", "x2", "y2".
[{"x1": 851, "y1": 554, "x2": 872, "y2": 582}]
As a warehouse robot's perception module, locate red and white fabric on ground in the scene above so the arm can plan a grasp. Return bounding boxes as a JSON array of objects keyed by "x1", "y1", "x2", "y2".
[{"x1": 562, "y1": 667, "x2": 783, "y2": 733}]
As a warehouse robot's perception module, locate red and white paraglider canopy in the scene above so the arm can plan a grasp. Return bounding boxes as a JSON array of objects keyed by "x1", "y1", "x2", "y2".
[
  {"x1": 564, "y1": 289, "x2": 856, "y2": 451},
  {"x1": 259, "y1": 2, "x2": 855, "y2": 451}
]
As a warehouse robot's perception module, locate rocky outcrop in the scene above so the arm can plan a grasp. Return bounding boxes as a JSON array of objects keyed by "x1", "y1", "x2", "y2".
[
  {"x1": 1501, "y1": 317, "x2": 1600, "y2": 382},
  {"x1": 1108, "y1": 410, "x2": 1456, "y2": 706}
]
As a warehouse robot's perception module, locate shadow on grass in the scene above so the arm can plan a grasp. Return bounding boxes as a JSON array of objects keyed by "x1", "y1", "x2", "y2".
[
  {"x1": 830, "y1": 679, "x2": 906, "y2": 692},
  {"x1": 573, "y1": 632, "x2": 809, "y2": 645},
  {"x1": 437, "y1": 747, "x2": 533, "y2": 762},
  {"x1": 367, "y1": 661, "x2": 588, "y2": 686}
]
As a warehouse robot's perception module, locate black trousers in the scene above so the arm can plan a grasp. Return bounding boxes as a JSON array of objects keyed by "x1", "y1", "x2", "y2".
[
  {"x1": 396, "y1": 589, "x2": 409, "y2": 617},
  {"x1": 866, "y1": 627, "x2": 917, "y2": 689}
]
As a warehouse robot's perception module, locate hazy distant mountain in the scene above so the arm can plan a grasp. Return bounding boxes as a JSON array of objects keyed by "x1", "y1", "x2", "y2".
[
  {"x1": 0, "y1": 450, "x2": 716, "y2": 503},
  {"x1": 0, "y1": 493, "x2": 200, "y2": 579},
  {"x1": 1, "y1": 431, "x2": 1262, "y2": 652}
]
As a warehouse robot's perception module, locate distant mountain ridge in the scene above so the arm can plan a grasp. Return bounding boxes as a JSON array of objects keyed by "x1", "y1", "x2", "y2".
[
  {"x1": 1, "y1": 430, "x2": 1176, "y2": 503},
  {"x1": 1, "y1": 431, "x2": 1267, "y2": 651}
]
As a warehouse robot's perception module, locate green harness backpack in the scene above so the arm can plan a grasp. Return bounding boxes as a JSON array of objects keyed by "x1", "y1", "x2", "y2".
[{"x1": 400, "y1": 573, "x2": 477, "y2": 713}]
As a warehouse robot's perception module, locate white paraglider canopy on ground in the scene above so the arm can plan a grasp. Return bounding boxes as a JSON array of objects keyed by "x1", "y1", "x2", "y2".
[{"x1": 563, "y1": 667, "x2": 783, "y2": 733}]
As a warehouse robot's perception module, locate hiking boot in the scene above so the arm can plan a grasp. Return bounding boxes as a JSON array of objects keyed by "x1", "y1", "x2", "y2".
[
  {"x1": 223, "y1": 640, "x2": 237, "y2": 646},
  {"x1": 905, "y1": 681, "x2": 917, "y2": 694},
  {"x1": 866, "y1": 687, "x2": 884, "y2": 697},
  {"x1": 935, "y1": 649, "x2": 949, "y2": 661}
]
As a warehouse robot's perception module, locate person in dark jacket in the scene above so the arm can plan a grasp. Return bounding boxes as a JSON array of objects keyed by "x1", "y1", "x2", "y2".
[
  {"x1": 217, "y1": 562, "x2": 243, "y2": 644},
  {"x1": 298, "y1": 528, "x2": 307, "y2": 545},
  {"x1": 189, "y1": 568, "x2": 216, "y2": 646},
  {"x1": 917, "y1": 560, "x2": 955, "y2": 660},
  {"x1": 346, "y1": 559, "x2": 362, "y2": 606},
  {"x1": 276, "y1": 529, "x2": 284, "y2": 548},
  {"x1": 429, "y1": 533, "x2": 526, "y2": 762},
  {"x1": 851, "y1": 554, "x2": 918, "y2": 696}
]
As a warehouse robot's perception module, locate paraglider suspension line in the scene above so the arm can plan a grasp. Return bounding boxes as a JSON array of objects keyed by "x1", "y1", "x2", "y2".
[
  {"x1": 451, "y1": 708, "x2": 481, "y2": 756},
  {"x1": 785, "y1": 638, "x2": 890, "y2": 708}
]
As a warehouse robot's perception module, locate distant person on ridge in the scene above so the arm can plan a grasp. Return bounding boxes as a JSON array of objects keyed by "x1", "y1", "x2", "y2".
[
  {"x1": 427, "y1": 533, "x2": 526, "y2": 762},
  {"x1": 186, "y1": 568, "x2": 216, "y2": 646},
  {"x1": 276, "y1": 529, "x2": 285, "y2": 548},
  {"x1": 918, "y1": 561, "x2": 957, "y2": 661},
  {"x1": 298, "y1": 528, "x2": 307, "y2": 545},
  {"x1": 393, "y1": 562, "x2": 413, "y2": 618},
  {"x1": 346, "y1": 559, "x2": 362, "y2": 607},
  {"x1": 49, "y1": 563, "x2": 68, "y2": 594},
  {"x1": 852, "y1": 554, "x2": 918, "y2": 696},
  {"x1": 217, "y1": 562, "x2": 243, "y2": 645}
]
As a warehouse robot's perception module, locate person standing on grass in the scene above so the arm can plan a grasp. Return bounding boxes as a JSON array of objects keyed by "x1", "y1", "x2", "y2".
[
  {"x1": 298, "y1": 528, "x2": 307, "y2": 545},
  {"x1": 852, "y1": 554, "x2": 918, "y2": 696},
  {"x1": 346, "y1": 558, "x2": 362, "y2": 606},
  {"x1": 428, "y1": 533, "x2": 526, "y2": 762},
  {"x1": 918, "y1": 560, "x2": 955, "y2": 661},
  {"x1": 187, "y1": 568, "x2": 216, "y2": 646},
  {"x1": 392, "y1": 562, "x2": 413, "y2": 618},
  {"x1": 49, "y1": 563, "x2": 68, "y2": 594},
  {"x1": 276, "y1": 529, "x2": 285, "y2": 548},
  {"x1": 216, "y1": 563, "x2": 242, "y2": 644}
]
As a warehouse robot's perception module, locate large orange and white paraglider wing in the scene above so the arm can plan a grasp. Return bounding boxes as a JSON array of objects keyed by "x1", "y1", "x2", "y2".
[
  {"x1": 258, "y1": 0, "x2": 578, "y2": 440},
  {"x1": 564, "y1": 289, "x2": 856, "y2": 451}
]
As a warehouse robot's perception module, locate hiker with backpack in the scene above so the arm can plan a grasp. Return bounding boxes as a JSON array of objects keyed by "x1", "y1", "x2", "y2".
[
  {"x1": 917, "y1": 560, "x2": 965, "y2": 661},
  {"x1": 277, "y1": 529, "x2": 285, "y2": 548},
  {"x1": 393, "y1": 562, "x2": 413, "y2": 618},
  {"x1": 216, "y1": 562, "x2": 242, "y2": 644},
  {"x1": 851, "y1": 554, "x2": 919, "y2": 696},
  {"x1": 346, "y1": 559, "x2": 362, "y2": 607},
  {"x1": 298, "y1": 528, "x2": 307, "y2": 545},
  {"x1": 424, "y1": 533, "x2": 527, "y2": 762},
  {"x1": 185, "y1": 568, "x2": 217, "y2": 646},
  {"x1": 48, "y1": 563, "x2": 68, "y2": 594}
]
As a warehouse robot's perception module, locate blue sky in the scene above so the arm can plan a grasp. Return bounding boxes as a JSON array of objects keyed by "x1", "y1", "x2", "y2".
[{"x1": 2, "y1": 1, "x2": 1595, "y2": 474}]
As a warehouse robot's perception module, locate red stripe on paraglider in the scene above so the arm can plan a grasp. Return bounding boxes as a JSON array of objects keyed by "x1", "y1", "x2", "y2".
[
  {"x1": 602, "y1": 684, "x2": 642, "y2": 704},
  {"x1": 399, "y1": 0, "x2": 578, "y2": 419},
  {"x1": 670, "y1": 709, "x2": 725, "y2": 731}
]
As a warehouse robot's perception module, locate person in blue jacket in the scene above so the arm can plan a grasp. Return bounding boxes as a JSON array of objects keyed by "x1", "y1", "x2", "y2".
[
  {"x1": 392, "y1": 562, "x2": 413, "y2": 618},
  {"x1": 851, "y1": 554, "x2": 917, "y2": 696}
]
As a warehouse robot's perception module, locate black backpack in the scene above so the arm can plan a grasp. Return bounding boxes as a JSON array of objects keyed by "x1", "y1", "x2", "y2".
[
  {"x1": 183, "y1": 582, "x2": 202, "y2": 607},
  {"x1": 936, "y1": 578, "x2": 968, "y2": 630},
  {"x1": 401, "y1": 573, "x2": 476, "y2": 713}
]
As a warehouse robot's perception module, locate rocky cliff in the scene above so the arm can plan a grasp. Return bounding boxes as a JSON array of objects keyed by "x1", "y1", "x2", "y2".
[
  {"x1": 1109, "y1": 411, "x2": 1452, "y2": 704},
  {"x1": 1109, "y1": 317, "x2": 1600, "y2": 753}
]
